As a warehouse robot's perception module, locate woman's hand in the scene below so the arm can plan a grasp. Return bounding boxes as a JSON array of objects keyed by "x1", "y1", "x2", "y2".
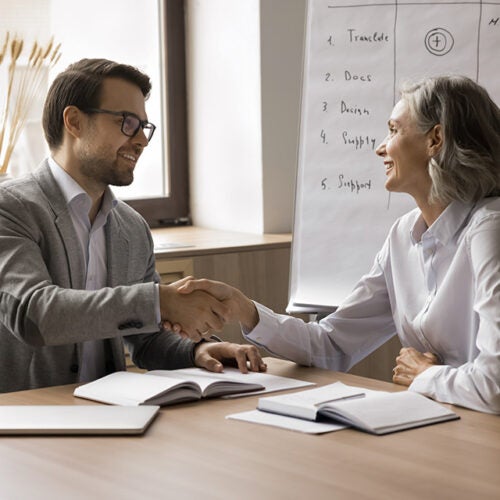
[{"x1": 392, "y1": 347, "x2": 440, "y2": 386}]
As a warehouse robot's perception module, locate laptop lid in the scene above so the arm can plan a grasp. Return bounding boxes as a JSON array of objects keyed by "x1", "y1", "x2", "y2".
[{"x1": 0, "y1": 405, "x2": 160, "y2": 435}]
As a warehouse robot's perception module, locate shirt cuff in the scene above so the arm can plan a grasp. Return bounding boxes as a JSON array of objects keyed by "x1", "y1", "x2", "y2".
[
  {"x1": 154, "y1": 283, "x2": 161, "y2": 325},
  {"x1": 241, "y1": 301, "x2": 265, "y2": 337},
  {"x1": 408, "y1": 364, "x2": 443, "y2": 397},
  {"x1": 242, "y1": 302, "x2": 279, "y2": 349}
]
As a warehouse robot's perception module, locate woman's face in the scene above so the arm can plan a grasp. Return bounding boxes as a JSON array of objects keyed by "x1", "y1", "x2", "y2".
[{"x1": 376, "y1": 99, "x2": 433, "y2": 203}]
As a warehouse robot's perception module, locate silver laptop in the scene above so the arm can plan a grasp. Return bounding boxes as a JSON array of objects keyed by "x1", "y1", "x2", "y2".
[{"x1": 0, "y1": 405, "x2": 160, "y2": 435}]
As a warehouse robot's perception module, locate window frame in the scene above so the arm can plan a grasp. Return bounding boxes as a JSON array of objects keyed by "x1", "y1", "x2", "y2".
[{"x1": 125, "y1": 0, "x2": 190, "y2": 228}]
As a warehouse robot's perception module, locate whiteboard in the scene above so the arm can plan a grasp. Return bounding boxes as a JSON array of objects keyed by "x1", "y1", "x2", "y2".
[{"x1": 288, "y1": 0, "x2": 500, "y2": 313}]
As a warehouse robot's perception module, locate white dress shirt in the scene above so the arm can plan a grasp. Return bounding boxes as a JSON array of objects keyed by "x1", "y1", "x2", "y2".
[
  {"x1": 49, "y1": 158, "x2": 117, "y2": 381},
  {"x1": 244, "y1": 198, "x2": 500, "y2": 414}
]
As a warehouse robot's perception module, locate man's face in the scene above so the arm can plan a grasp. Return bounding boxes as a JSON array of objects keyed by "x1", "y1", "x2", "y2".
[{"x1": 77, "y1": 77, "x2": 150, "y2": 188}]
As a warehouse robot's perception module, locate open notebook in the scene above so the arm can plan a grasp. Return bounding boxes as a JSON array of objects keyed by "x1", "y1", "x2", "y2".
[{"x1": 0, "y1": 405, "x2": 160, "y2": 435}]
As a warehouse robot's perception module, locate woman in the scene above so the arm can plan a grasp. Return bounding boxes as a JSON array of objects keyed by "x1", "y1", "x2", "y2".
[{"x1": 174, "y1": 76, "x2": 500, "y2": 414}]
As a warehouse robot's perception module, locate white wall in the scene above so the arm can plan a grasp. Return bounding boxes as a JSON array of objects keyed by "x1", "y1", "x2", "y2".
[
  {"x1": 0, "y1": 0, "x2": 50, "y2": 41},
  {"x1": 260, "y1": 0, "x2": 305, "y2": 233},
  {"x1": 186, "y1": 0, "x2": 306, "y2": 234},
  {"x1": 186, "y1": 0, "x2": 264, "y2": 233}
]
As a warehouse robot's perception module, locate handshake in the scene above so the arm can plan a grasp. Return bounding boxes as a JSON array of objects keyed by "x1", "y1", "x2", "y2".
[{"x1": 159, "y1": 277, "x2": 259, "y2": 342}]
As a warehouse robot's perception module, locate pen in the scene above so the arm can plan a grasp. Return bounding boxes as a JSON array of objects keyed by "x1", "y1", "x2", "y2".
[{"x1": 313, "y1": 393, "x2": 365, "y2": 407}]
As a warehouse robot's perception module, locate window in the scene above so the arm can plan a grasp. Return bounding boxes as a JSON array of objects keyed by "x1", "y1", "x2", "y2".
[
  {"x1": 126, "y1": 0, "x2": 190, "y2": 227},
  {"x1": 1, "y1": 0, "x2": 189, "y2": 227}
]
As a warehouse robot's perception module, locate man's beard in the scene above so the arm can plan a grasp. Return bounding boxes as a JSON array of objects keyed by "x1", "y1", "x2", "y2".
[{"x1": 79, "y1": 153, "x2": 134, "y2": 187}]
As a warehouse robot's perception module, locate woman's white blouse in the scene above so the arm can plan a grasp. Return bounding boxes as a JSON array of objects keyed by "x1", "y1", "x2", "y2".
[{"x1": 244, "y1": 198, "x2": 500, "y2": 414}]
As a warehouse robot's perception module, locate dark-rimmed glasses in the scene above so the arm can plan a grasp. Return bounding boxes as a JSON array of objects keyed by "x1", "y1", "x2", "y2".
[{"x1": 82, "y1": 108, "x2": 156, "y2": 142}]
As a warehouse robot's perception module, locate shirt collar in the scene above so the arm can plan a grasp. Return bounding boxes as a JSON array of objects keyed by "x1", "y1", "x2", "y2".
[
  {"x1": 47, "y1": 157, "x2": 118, "y2": 219},
  {"x1": 410, "y1": 201, "x2": 474, "y2": 246}
]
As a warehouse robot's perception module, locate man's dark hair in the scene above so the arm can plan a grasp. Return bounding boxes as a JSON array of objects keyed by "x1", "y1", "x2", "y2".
[{"x1": 42, "y1": 58, "x2": 152, "y2": 151}]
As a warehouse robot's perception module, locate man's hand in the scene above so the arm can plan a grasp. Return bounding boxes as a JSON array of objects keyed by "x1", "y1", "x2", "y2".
[
  {"x1": 194, "y1": 341, "x2": 267, "y2": 373},
  {"x1": 159, "y1": 281, "x2": 230, "y2": 342},
  {"x1": 177, "y1": 279, "x2": 259, "y2": 330},
  {"x1": 392, "y1": 347, "x2": 440, "y2": 386}
]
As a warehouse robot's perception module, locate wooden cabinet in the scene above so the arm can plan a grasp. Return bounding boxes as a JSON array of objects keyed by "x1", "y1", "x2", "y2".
[
  {"x1": 156, "y1": 259, "x2": 194, "y2": 284},
  {"x1": 152, "y1": 227, "x2": 400, "y2": 382},
  {"x1": 153, "y1": 227, "x2": 291, "y2": 345}
]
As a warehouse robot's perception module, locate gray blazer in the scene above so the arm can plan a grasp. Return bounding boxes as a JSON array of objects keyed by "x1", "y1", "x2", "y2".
[{"x1": 0, "y1": 161, "x2": 195, "y2": 392}]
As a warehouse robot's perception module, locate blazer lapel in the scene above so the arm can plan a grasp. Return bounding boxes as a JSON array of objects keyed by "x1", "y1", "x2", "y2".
[{"x1": 33, "y1": 161, "x2": 86, "y2": 290}]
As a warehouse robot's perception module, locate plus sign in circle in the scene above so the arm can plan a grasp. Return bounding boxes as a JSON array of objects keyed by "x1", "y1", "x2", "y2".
[{"x1": 425, "y1": 28, "x2": 454, "y2": 56}]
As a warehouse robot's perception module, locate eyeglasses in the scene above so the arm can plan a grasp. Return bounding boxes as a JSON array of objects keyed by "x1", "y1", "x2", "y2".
[{"x1": 82, "y1": 108, "x2": 156, "y2": 142}]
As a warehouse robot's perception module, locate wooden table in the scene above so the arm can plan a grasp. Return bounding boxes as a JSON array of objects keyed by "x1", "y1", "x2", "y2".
[{"x1": 0, "y1": 358, "x2": 498, "y2": 500}]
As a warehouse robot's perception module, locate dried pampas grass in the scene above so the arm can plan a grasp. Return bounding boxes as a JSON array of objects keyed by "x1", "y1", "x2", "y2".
[{"x1": 0, "y1": 33, "x2": 61, "y2": 174}]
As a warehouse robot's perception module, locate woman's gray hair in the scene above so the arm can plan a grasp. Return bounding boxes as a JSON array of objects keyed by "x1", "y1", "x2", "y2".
[{"x1": 400, "y1": 75, "x2": 500, "y2": 204}]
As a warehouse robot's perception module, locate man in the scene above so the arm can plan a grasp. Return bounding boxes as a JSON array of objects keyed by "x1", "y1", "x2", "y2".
[{"x1": 0, "y1": 58, "x2": 265, "y2": 393}]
